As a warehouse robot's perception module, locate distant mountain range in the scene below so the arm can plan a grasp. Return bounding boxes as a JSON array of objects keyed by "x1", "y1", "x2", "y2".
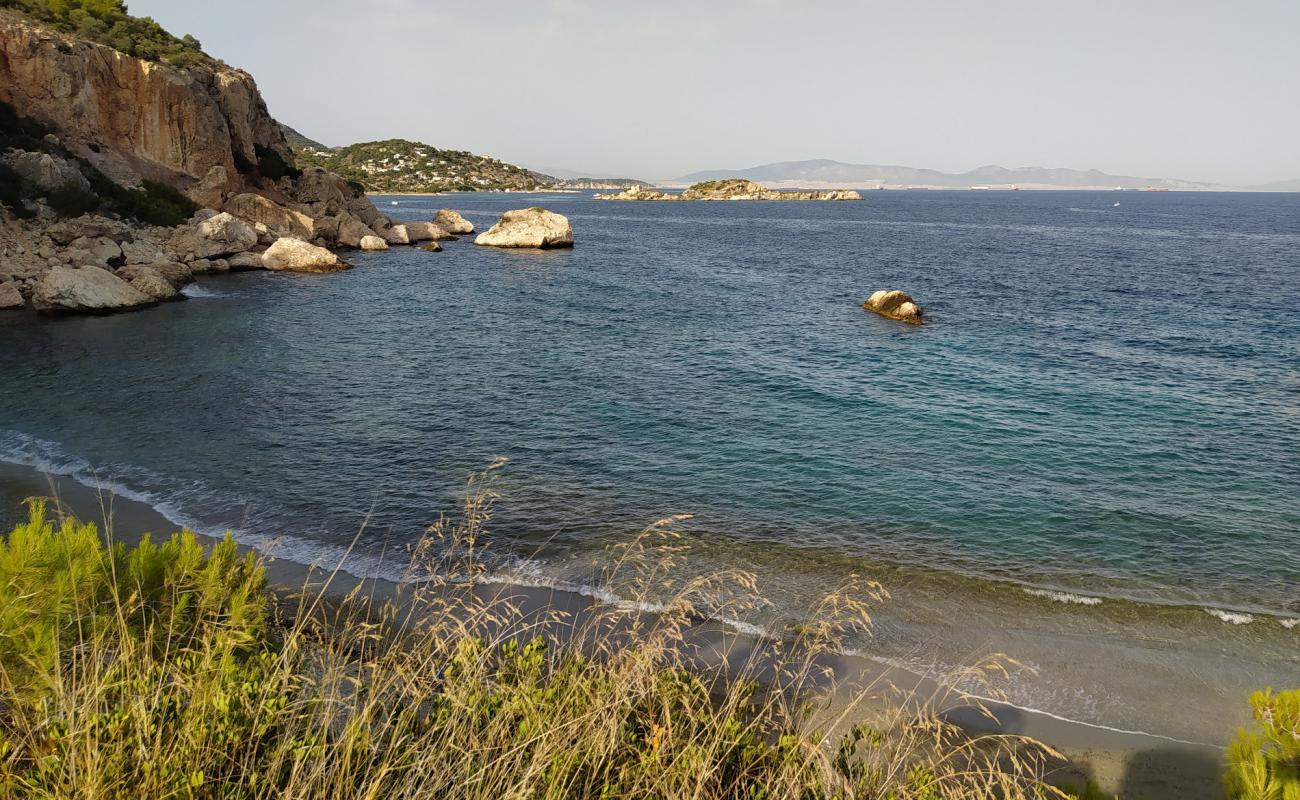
[{"x1": 673, "y1": 160, "x2": 1250, "y2": 191}]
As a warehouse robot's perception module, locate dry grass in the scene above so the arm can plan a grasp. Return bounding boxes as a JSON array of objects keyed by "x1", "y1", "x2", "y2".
[{"x1": 0, "y1": 461, "x2": 1069, "y2": 799}]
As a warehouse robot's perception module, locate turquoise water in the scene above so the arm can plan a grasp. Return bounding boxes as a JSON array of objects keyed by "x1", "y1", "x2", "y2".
[
  {"x1": 2, "y1": 190, "x2": 1298, "y2": 740},
  {"x1": 1, "y1": 191, "x2": 1295, "y2": 614}
]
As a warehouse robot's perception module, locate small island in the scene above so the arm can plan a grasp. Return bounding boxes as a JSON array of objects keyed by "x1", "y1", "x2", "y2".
[{"x1": 596, "y1": 179, "x2": 862, "y2": 201}]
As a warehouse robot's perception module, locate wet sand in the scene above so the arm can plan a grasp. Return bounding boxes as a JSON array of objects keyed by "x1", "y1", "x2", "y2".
[{"x1": 0, "y1": 463, "x2": 1228, "y2": 798}]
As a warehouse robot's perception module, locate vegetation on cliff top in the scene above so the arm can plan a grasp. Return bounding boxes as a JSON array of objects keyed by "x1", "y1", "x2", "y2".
[
  {"x1": 290, "y1": 136, "x2": 557, "y2": 194},
  {"x1": 0, "y1": 0, "x2": 215, "y2": 69},
  {"x1": 0, "y1": 466, "x2": 1079, "y2": 799}
]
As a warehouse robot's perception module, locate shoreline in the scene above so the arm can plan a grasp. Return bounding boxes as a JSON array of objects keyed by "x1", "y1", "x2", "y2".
[{"x1": 0, "y1": 461, "x2": 1231, "y2": 798}]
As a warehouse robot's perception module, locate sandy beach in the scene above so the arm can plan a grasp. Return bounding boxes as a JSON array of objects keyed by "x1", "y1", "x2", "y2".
[{"x1": 0, "y1": 463, "x2": 1229, "y2": 799}]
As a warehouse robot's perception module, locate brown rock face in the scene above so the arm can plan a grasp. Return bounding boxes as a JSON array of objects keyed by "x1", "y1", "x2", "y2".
[{"x1": 0, "y1": 11, "x2": 293, "y2": 189}]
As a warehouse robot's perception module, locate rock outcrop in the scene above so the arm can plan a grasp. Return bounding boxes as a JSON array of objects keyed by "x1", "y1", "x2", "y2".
[
  {"x1": 0, "y1": 281, "x2": 25, "y2": 310},
  {"x1": 223, "y1": 193, "x2": 314, "y2": 239},
  {"x1": 475, "y1": 208, "x2": 574, "y2": 249},
  {"x1": 261, "y1": 238, "x2": 348, "y2": 273},
  {"x1": 594, "y1": 185, "x2": 680, "y2": 201},
  {"x1": 31, "y1": 264, "x2": 154, "y2": 314},
  {"x1": 402, "y1": 221, "x2": 455, "y2": 242},
  {"x1": 1, "y1": 150, "x2": 91, "y2": 193},
  {"x1": 193, "y1": 213, "x2": 258, "y2": 259},
  {"x1": 863, "y1": 290, "x2": 923, "y2": 325},
  {"x1": 115, "y1": 265, "x2": 181, "y2": 301},
  {"x1": 0, "y1": 11, "x2": 292, "y2": 190},
  {"x1": 359, "y1": 235, "x2": 388, "y2": 251},
  {"x1": 433, "y1": 209, "x2": 474, "y2": 234},
  {"x1": 380, "y1": 224, "x2": 410, "y2": 246}
]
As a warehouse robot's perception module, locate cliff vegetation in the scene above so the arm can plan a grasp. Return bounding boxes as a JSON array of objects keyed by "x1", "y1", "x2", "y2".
[
  {"x1": 291, "y1": 137, "x2": 556, "y2": 193},
  {"x1": 0, "y1": 0, "x2": 214, "y2": 69}
]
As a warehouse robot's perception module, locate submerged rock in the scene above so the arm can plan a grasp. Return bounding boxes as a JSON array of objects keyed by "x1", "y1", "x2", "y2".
[
  {"x1": 863, "y1": 290, "x2": 923, "y2": 325},
  {"x1": 434, "y1": 209, "x2": 474, "y2": 234},
  {"x1": 475, "y1": 208, "x2": 573, "y2": 249},
  {"x1": 422, "y1": 241, "x2": 442, "y2": 252},
  {"x1": 32, "y1": 265, "x2": 154, "y2": 314},
  {"x1": 261, "y1": 238, "x2": 348, "y2": 273}
]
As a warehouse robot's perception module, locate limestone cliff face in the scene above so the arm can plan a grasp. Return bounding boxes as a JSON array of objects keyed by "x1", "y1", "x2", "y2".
[{"x1": 0, "y1": 10, "x2": 291, "y2": 191}]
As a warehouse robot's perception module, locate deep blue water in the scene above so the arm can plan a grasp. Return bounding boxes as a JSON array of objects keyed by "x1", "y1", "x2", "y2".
[{"x1": 1, "y1": 190, "x2": 1298, "y2": 617}]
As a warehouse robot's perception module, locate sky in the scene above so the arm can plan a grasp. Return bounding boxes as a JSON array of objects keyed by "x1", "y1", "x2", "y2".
[{"x1": 128, "y1": 0, "x2": 1300, "y2": 185}]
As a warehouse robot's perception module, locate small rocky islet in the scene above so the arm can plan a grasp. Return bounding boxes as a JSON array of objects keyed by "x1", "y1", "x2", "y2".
[{"x1": 595, "y1": 179, "x2": 862, "y2": 202}]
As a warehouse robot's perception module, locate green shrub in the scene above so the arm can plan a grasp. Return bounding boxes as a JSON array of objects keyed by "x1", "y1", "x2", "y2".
[
  {"x1": 0, "y1": 0, "x2": 215, "y2": 69},
  {"x1": 0, "y1": 472, "x2": 1063, "y2": 800},
  {"x1": 1225, "y1": 689, "x2": 1300, "y2": 799},
  {"x1": 45, "y1": 179, "x2": 100, "y2": 216},
  {"x1": 0, "y1": 163, "x2": 37, "y2": 219}
]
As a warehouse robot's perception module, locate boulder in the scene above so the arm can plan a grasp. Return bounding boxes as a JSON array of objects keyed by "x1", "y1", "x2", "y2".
[
  {"x1": 195, "y1": 212, "x2": 258, "y2": 258},
  {"x1": 67, "y1": 236, "x2": 123, "y2": 269},
  {"x1": 118, "y1": 261, "x2": 192, "y2": 289},
  {"x1": 2, "y1": 150, "x2": 91, "y2": 193},
  {"x1": 224, "y1": 193, "x2": 315, "y2": 238},
  {"x1": 475, "y1": 208, "x2": 574, "y2": 249},
  {"x1": 360, "y1": 235, "x2": 389, "y2": 251},
  {"x1": 226, "y1": 252, "x2": 266, "y2": 272},
  {"x1": 188, "y1": 258, "x2": 230, "y2": 275},
  {"x1": 0, "y1": 281, "x2": 25, "y2": 310},
  {"x1": 186, "y1": 166, "x2": 230, "y2": 209},
  {"x1": 863, "y1": 290, "x2": 923, "y2": 325},
  {"x1": 402, "y1": 221, "x2": 455, "y2": 242},
  {"x1": 336, "y1": 213, "x2": 377, "y2": 248},
  {"x1": 380, "y1": 224, "x2": 410, "y2": 246},
  {"x1": 31, "y1": 265, "x2": 154, "y2": 314},
  {"x1": 116, "y1": 265, "x2": 180, "y2": 302},
  {"x1": 120, "y1": 238, "x2": 168, "y2": 265},
  {"x1": 434, "y1": 209, "x2": 474, "y2": 234},
  {"x1": 421, "y1": 241, "x2": 442, "y2": 252},
  {"x1": 45, "y1": 215, "x2": 129, "y2": 246},
  {"x1": 261, "y1": 238, "x2": 349, "y2": 273}
]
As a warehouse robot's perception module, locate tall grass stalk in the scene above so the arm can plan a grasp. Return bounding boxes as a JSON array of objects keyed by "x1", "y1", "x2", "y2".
[{"x1": 0, "y1": 463, "x2": 1067, "y2": 799}]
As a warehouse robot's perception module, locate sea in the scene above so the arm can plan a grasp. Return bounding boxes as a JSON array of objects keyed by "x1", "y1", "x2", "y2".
[{"x1": 1, "y1": 189, "x2": 1296, "y2": 745}]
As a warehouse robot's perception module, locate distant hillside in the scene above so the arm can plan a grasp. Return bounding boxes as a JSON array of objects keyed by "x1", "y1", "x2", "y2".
[
  {"x1": 290, "y1": 137, "x2": 556, "y2": 193},
  {"x1": 280, "y1": 124, "x2": 329, "y2": 153},
  {"x1": 676, "y1": 159, "x2": 1222, "y2": 190},
  {"x1": 1250, "y1": 178, "x2": 1300, "y2": 192}
]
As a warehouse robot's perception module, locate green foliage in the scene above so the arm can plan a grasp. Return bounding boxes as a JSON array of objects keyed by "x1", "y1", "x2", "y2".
[
  {"x1": 0, "y1": 163, "x2": 36, "y2": 218},
  {"x1": 291, "y1": 137, "x2": 554, "y2": 194},
  {"x1": 45, "y1": 179, "x2": 99, "y2": 216},
  {"x1": 1225, "y1": 689, "x2": 1300, "y2": 800},
  {"x1": 0, "y1": 0, "x2": 215, "y2": 69}
]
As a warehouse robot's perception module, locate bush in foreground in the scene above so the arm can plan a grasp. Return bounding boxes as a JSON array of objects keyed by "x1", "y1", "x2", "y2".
[
  {"x1": 1225, "y1": 689, "x2": 1300, "y2": 799},
  {"x1": 0, "y1": 468, "x2": 1066, "y2": 799}
]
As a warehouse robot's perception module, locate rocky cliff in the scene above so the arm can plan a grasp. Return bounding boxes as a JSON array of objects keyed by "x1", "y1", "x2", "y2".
[{"x1": 0, "y1": 9, "x2": 289, "y2": 196}]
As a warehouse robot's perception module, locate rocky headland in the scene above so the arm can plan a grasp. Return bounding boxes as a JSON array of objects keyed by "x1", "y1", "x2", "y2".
[
  {"x1": 0, "y1": 7, "x2": 549, "y2": 316},
  {"x1": 596, "y1": 179, "x2": 862, "y2": 202}
]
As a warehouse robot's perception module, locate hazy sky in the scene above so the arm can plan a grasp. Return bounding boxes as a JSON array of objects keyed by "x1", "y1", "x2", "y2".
[{"x1": 129, "y1": 0, "x2": 1300, "y2": 184}]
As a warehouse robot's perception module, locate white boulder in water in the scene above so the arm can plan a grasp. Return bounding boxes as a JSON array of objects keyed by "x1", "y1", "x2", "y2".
[
  {"x1": 863, "y1": 290, "x2": 923, "y2": 325},
  {"x1": 475, "y1": 208, "x2": 573, "y2": 249}
]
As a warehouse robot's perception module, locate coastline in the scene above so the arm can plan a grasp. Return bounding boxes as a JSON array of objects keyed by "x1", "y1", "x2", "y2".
[{"x1": 0, "y1": 461, "x2": 1230, "y2": 798}]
